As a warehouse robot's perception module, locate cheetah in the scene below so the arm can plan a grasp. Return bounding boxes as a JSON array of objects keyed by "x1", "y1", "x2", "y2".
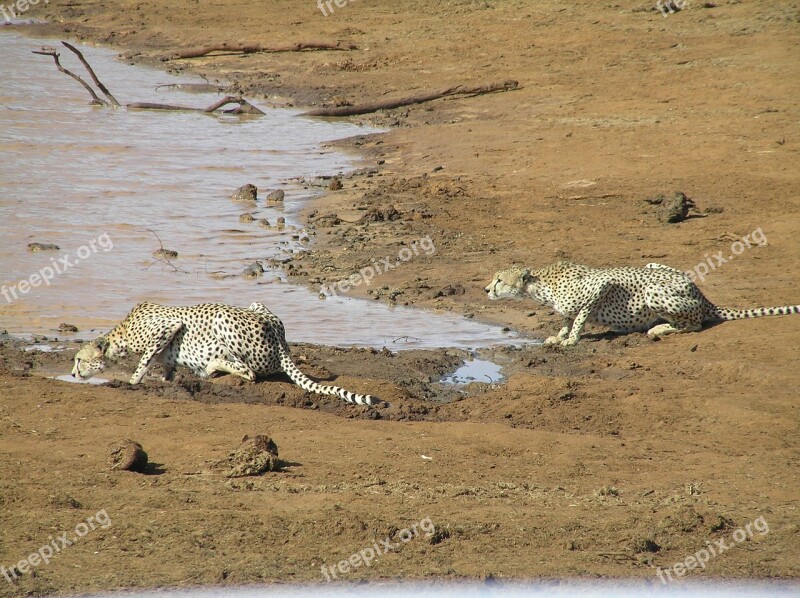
[
  {"x1": 485, "y1": 261, "x2": 799, "y2": 346},
  {"x1": 71, "y1": 301, "x2": 379, "y2": 406}
]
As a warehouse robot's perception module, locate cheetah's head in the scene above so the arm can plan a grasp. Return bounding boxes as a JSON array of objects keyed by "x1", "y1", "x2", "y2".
[
  {"x1": 71, "y1": 330, "x2": 128, "y2": 380},
  {"x1": 71, "y1": 338, "x2": 107, "y2": 380},
  {"x1": 485, "y1": 267, "x2": 534, "y2": 300}
]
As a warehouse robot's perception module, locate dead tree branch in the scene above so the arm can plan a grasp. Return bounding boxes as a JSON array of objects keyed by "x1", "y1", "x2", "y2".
[
  {"x1": 300, "y1": 80, "x2": 520, "y2": 117},
  {"x1": 145, "y1": 228, "x2": 186, "y2": 273},
  {"x1": 202, "y1": 95, "x2": 265, "y2": 115},
  {"x1": 164, "y1": 41, "x2": 358, "y2": 61},
  {"x1": 35, "y1": 44, "x2": 265, "y2": 116},
  {"x1": 61, "y1": 41, "x2": 121, "y2": 107},
  {"x1": 126, "y1": 96, "x2": 264, "y2": 114},
  {"x1": 32, "y1": 48, "x2": 107, "y2": 106}
]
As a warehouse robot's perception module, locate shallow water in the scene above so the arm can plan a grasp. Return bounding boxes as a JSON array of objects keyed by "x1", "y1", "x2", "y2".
[
  {"x1": 0, "y1": 31, "x2": 519, "y2": 349},
  {"x1": 51, "y1": 374, "x2": 108, "y2": 385},
  {"x1": 441, "y1": 357, "x2": 505, "y2": 385}
]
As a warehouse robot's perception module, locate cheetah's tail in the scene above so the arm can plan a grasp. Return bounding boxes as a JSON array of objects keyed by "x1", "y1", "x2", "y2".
[
  {"x1": 709, "y1": 304, "x2": 800, "y2": 321},
  {"x1": 279, "y1": 353, "x2": 380, "y2": 407}
]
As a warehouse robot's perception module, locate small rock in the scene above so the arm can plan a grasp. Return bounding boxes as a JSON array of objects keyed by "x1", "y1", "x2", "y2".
[
  {"x1": 265, "y1": 189, "x2": 285, "y2": 202},
  {"x1": 359, "y1": 205, "x2": 402, "y2": 223},
  {"x1": 242, "y1": 262, "x2": 264, "y2": 279},
  {"x1": 657, "y1": 192, "x2": 694, "y2": 224},
  {"x1": 109, "y1": 440, "x2": 148, "y2": 473},
  {"x1": 239, "y1": 213, "x2": 255, "y2": 223},
  {"x1": 27, "y1": 242, "x2": 60, "y2": 252},
  {"x1": 632, "y1": 537, "x2": 661, "y2": 553},
  {"x1": 312, "y1": 213, "x2": 342, "y2": 228},
  {"x1": 231, "y1": 183, "x2": 258, "y2": 202},
  {"x1": 434, "y1": 284, "x2": 466, "y2": 298},
  {"x1": 153, "y1": 248, "x2": 179, "y2": 259},
  {"x1": 644, "y1": 195, "x2": 665, "y2": 206},
  {"x1": 258, "y1": 218, "x2": 271, "y2": 228},
  {"x1": 58, "y1": 323, "x2": 79, "y2": 333},
  {"x1": 224, "y1": 434, "x2": 281, "y2": 478}
]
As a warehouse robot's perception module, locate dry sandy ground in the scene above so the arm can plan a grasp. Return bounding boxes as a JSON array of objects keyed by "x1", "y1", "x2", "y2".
[{"x1": 1, "y1": 0, "x2": 799, "y2": 594}]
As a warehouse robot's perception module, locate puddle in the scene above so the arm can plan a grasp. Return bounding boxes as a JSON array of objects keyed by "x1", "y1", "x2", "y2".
[
  {"x1": 51, "y1": 374, "x2": 109, "y2": 385},
  {"x1": 441, "y1": 357, "x2": 504, "y2": 385},
  {"x1": 23, "y1": 344, "x2": 66, "y2": 352},
  {"x1": 0, "y1": 32, "x2": 520, "y2": 350}
]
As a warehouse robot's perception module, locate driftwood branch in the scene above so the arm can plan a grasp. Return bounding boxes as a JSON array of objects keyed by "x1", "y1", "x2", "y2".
[
  {"x1": 164, "y1": 41, "x2": 358, "y2": 61},
  {"x1": 203, "y1": 95, "x2": 265, "y2": 114},
  {"x1": 32, "y1": 48, "x2": 107, "y2": 106},
  {"x1": 35, "y1": 44, "x2": 265, "y2": 116},
  {"x1": 61, "y1": 41, "x2": 121, "y2": 107},
  {"x1": 145, "y1": 229, "x2": 187, "y2": 273},
  {"x1": 126, "y1": 95, "x2": 264, "y2": 115},
  {"x1": 300, "y1": 80, "x2": 520, "y2": 117}
]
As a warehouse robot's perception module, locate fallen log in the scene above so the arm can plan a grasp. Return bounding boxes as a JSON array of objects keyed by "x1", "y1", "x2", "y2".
[
  {"x1": 299, "y1": 80, "x2": 520, "y2": 117},
  {"x1": 165, "y1": 41, "x2": 358, "y2": 61}
]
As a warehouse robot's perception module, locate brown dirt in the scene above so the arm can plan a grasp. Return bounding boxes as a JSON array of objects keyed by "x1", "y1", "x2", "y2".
[{"x1": 2, "y1": 0, "x2": 799, "y2": 594}]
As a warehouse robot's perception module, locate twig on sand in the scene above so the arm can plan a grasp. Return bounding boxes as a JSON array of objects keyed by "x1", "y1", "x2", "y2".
[
  {"x1": 300, "y1": 80, "x2": 519, "y2": 117},
  {"x1": 163, "y1": 41, "x2": 358, "y2": 61}
]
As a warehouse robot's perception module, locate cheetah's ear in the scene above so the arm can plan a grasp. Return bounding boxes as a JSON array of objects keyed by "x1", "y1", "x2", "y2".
[
  {"x1": 520, "y1": 269, "x2": 538, "y2": 284},
  {"x1": 96, "y1": 336, "x2": 108, "y2": 352}
]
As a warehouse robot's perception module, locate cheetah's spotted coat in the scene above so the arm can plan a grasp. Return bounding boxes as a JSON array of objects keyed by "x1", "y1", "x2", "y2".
[
  {"x1": 71, "y1": 302, "x2": 378, "y2": 406},
  {"x1": 486, "y1": 261, "x2": 799, "y2": 345}
]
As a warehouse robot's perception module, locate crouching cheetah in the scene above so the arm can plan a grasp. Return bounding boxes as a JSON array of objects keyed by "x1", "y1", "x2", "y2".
[
  {"x1": 486, "y1": 261, "x2": 799, "y2": 346},
  {"x1": 71, "y1": 302, "x2": 380, "y2": 406}
]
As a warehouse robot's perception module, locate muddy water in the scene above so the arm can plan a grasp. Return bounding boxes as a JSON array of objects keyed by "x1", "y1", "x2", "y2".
[{"x1": 0, "y1": 32, "x2": 520, "y2": 349}]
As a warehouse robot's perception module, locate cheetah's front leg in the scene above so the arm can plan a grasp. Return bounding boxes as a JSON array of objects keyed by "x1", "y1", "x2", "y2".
[
  {"x1": 129, "y1": 320, "x2": 183, "y2": 384},
  {"x1": 561, "y1": 283, "x2": 612, "y2": 346},
  {"x1": 543, "y1": 324, "x2": 570, "y2": 345}
]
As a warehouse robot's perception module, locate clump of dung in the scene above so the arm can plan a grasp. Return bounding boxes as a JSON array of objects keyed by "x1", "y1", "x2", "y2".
[
  {"x1": 109, "y1": 440, "x2": 148, "y2": 472},
  {"x1": 224, "y1": 435, "x2": 281, "y2": 478}
]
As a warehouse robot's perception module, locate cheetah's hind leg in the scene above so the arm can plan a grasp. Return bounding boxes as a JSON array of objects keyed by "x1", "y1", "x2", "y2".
[
  {"x1": 205, "y1": 357, "x2": 256, "y2": 381},
  {"x1": 643, "y1": 282, "x2": 704, "y2": 338}
]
